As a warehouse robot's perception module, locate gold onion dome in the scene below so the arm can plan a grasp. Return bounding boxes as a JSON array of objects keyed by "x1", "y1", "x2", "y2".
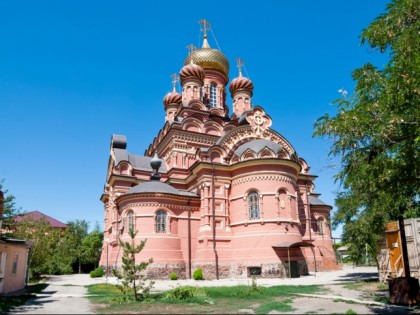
[
  {"x1": 229, "y1": 75, "x2": 254, "y2": 96},
  {"x1": 184, "y1": 39, "x2": 229, "y2": 81},
  {"x1": 179, "y1": 60, "x2": 205, "y2": 84},
  {"x1": 163, "y1": 90, "x2": 182, "y2": 108}
]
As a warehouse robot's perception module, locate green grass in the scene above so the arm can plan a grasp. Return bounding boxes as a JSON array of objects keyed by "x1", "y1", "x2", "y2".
[
  {"x1": 256, "y1": 299, "x2": 294, "y2": 313},
  {"x1": 87, "y1": 283, "x2": 324, "y2": 314},
  {"x1": 0, "y1": 283, "x2": 48, "y2": 313}
]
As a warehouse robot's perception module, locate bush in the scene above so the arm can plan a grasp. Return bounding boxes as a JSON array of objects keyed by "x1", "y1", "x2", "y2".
[
  {"x1": 193, "y1": 268, "x2": 203, "y2": 280},
  {"x1": 166, "y1": 286, "x2": 196, "y2": 300},
  {"x1": 90, "y1": 267, "x2": 105, "y2": 278},
  {"x1": 165, "y1": 286, "x2": 213, "y2": 304},
  {"x1": 169, "y1": 272, "x2": 178, "y2": 280}
]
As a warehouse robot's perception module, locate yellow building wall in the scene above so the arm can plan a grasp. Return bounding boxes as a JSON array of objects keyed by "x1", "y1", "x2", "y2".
[{"x1": 0, "y1": 242, "x2": 30, "y2": 294}]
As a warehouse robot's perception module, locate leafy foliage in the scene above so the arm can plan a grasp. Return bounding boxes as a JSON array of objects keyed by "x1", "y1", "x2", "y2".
[
  {"x1": 112, "y1": 227, "x2": 154, "y2": 301},
  {"x1": 64, "y1": 220, "x2": 89, "y2": 274},
  {"x1": 313, "y1": 0, "x2": 419, "y2": 258},
  {"x1": 13, "y1": 217, "x2": 68, "y2": 278},
  {"x1": 0, "y1": 179, "x2": 23, "y2": 229},
  {"x1": 169, "y1": 272, "x2": 178, "y2": 280}
]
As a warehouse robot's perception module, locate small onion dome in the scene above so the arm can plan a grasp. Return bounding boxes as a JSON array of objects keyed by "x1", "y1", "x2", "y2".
[
  {"x1": 184, "y1": 49, "x2": 229, "y2": 81},
  {"x1": 179, "y1": 60, "x2": 205, "y2": 84},
  {"x1": 163, "y1": 90, "x2": 182, "y2": 108},
  {"x1": 229, "y1": 76, "x2": 254, "y2": 97}
]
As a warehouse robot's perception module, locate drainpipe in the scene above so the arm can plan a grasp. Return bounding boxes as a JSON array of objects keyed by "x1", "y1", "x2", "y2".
[
  {"x1": 188, "y1": 200, "x2": 192, "y2": 279},
  {"x1": 212, "y1": 164, "x2": 219, "y2": 280},
  {"x1": 306, "y1": 182, "x2": 317, "y2": 275}
]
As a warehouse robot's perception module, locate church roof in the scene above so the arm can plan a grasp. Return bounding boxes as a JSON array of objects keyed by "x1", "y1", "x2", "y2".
[
  {"x1": 114, "y1": 149, "x2": 167, "y2": 173},
  {"x1": 309, "y1": 196, "x2": 330, "y2": 207},
  {"x1": 234, "y1": 139, "x2": 283, "y2": 157},
  {"x1": 125, "y1": 181, "x2": 198, "y2": 197}
]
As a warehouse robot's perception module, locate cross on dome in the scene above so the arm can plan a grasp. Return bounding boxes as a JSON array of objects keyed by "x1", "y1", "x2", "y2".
[
  {"x1": 198, "y1": 19, "x2": 211, "y2": 48},
  {"x1": 170, "y1": 73, "x2": 179, "y2": 92},
  {"x1": 186, "y1": 44, "x2": 197, "y2": 54},
  {"x1": 236, "y1": 58, "x2": 244, "y2": 77}
]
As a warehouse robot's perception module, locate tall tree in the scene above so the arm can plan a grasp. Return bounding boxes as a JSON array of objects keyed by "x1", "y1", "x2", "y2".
[
  {"x1": 314, "y1": 0, "x2": 419, "y2": 258},
  {"x1": 65, "y1": 220, "x2": 89, "y2": 274},
  {"x1": 0, "y1": 179, "x2": 23, "y2": 229},
  {"x1": 14, "y1": 217, "x2": 67, "y2": 278},
  {"x1": 81, "y1": 226, "x2": 103, "y2": 268}
]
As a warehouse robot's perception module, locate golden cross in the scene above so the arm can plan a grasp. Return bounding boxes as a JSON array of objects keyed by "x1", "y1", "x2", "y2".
[
  {"x1": 186, "y1": 44, "x2": 196, "y2": 54},
  {"x1": 235, "y1": 58, "x2": 244, "y2": 77},
  {"x1": 170, "y1": 73, "x2": 179, "y2": 92},
  {"x1": 198, "y1": 19, "x2": 211, "y2": 37}
]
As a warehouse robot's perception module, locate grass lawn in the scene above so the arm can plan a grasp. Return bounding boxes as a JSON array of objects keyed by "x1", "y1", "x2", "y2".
[{"x1": 87, "y1": 283, "x2": 325, "y2": 314}]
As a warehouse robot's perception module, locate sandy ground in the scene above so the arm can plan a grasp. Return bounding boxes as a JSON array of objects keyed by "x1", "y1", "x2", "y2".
[{"x1": 6, "y1": 266, "x2": 417, "y2": 314}]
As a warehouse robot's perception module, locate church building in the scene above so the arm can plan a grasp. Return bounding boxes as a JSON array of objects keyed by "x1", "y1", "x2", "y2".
[{"x1": 99, "y1": 21, "x2": 338, "y2": 279}]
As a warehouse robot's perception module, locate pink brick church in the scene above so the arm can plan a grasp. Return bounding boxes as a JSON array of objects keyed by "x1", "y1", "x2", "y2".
[{"x1": 99, "y1": 21, "x2": 338, "y2": 279}]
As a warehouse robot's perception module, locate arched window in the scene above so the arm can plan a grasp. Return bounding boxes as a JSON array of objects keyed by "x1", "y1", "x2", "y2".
[
  {"x1": 209, "y1": 84, "x2": 217, "y2": 107},
  {"x1": 317, "y1": 218, "x2": 324, "y2": 235},
  {"x1": 248, "y1": 191, "x2": 260, "y2": 220},
  {"x1": 127, "y1": 211, "x2": 134, "y2": 231},
  {"x1": 155, "y1": 210, "x2": 167, "y2": 233}
]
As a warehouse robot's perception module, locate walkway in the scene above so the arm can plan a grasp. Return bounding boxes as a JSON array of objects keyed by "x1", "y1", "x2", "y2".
[{"x1": 6, "y1": 266, "x2": 414, "y2": 314}]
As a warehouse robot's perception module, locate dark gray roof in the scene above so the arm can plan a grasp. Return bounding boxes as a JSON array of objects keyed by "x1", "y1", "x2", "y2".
[
  {"x1": 112, "y1": 134, "x2": 127, "y2": 149},
  {"x1": 125, "y1": 181, "x2": 198, "y2": 197},
  {"x1": 309, "y1": 196, "x2": 330, "y2": 207},
  {"x1": 114, "y1": 149, "x2": 167, "y2": 173},
  {"x1": 234, "y1": 139, "x2": 283, "y2": 157}
]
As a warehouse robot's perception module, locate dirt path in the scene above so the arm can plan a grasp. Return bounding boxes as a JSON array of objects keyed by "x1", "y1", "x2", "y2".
[
  {"x1": 6, "y1": 277, "x2": 95, "y2": 314},
  {"x1": 289, "y1": 283, "x2": 409, "y2": 314}
]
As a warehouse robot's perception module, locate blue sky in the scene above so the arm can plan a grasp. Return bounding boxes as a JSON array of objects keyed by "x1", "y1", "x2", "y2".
[{"x1": 0, "y1": 1, "x2": 390, "y2": 237}]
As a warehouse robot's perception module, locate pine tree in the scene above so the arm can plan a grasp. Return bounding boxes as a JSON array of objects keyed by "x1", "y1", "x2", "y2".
[{"x1": 113, "y1": 227, "x2": 154, "y2": 301}]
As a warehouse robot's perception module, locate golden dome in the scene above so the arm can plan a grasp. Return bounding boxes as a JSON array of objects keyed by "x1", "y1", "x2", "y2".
[{"x1": 184, "y1": 48, "x2": 230, "y2": 80}]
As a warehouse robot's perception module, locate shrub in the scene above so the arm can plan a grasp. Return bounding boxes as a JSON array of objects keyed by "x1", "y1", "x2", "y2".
[
  {"x1": 165, "y1": 286, "x2": 213, "y2": 304},
  {"x1": 169, "y1": 272, "x2": 178, "y2": 280},
  {"x1": 166, "y1": 286, "x2": 196, "y2": 300},
  {"x1": 90, "y1": 267, "x2": 105, "y2": 278},
  {"x1": 193, "y1": 268, "x2": 203, "y2": 280}
]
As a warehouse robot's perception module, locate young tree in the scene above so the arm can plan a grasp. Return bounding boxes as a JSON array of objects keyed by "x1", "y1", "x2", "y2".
[
  {"x1": 314, "y1": 0, "x2": 419, "y2": 258},
  {"x1": 113, "y1": 227, "x2": 153, "y2": 301}
]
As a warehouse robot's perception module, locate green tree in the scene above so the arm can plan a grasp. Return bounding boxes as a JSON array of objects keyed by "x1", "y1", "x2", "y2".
[
  {"x1": 0, "y1": 179, "x2": 23, "y2": 229},
  {"x1": 81, "y1": 227, "x2": 103, "y2": 268},
  {"x1": 113, "y1": 227, "x2": 153, "y2": 301},
  {"x1": 314, "y1": 0, "x2": 419, "y2": 259},
  {"x1": 13, "y1": 217, "x2": 66, "y2": 278},
  {"x1": 65, "y1": 220, "x2": 89, "y2": 274}
]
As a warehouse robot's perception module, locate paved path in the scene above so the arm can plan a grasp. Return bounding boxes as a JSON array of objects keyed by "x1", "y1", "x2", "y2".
[
  {"x1": 5, "y1": 266, "x2": 414, "y2": 314},
  {"x1": 7, "y1": 283, "x2": 94, "y2": 314}
]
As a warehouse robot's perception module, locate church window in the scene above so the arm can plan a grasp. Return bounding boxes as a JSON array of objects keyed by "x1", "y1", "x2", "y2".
[
  {"x1": 317, "y1": 218, "x2": 324, "y2": 235},
  {"x1": 248, "y1": 191, "x2": 260, "y2": 220},
  {"x1": 155, "y1": 210, "x2": 167, "y2": 233},
  {"x1": 127, "y1": 211, "x2": 134, "y2": 231},
  {"x1": 210, "y1": 84, "x2": 217, "y2": 107}
]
